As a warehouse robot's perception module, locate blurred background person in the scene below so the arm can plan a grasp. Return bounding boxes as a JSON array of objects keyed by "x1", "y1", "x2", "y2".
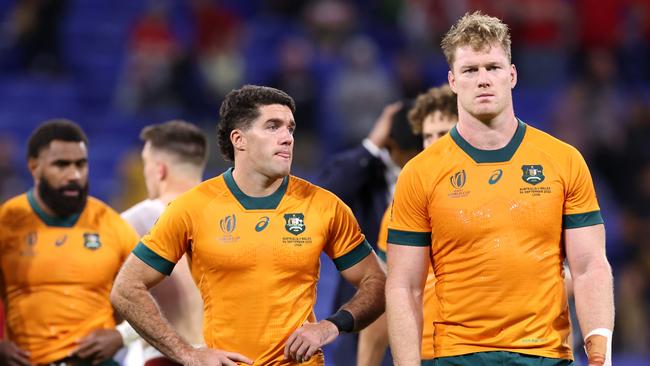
[
  {"x1": 0, "y1": 119, "x2": 138, "y2": 366},
  {"x1": 120, "y1": 120, "x2": 208, "y2": 366},
  {"x1": 316, "y1": 101, "x2": 422, "y2": 366},
  {"x1": 357, "y1": 84, "x2": 458, "y2": 366}
]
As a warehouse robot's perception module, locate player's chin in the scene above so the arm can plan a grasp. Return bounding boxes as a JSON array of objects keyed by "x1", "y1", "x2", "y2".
[{"x1": 270, "y1": 161, "x2": 291, "y2": 177}]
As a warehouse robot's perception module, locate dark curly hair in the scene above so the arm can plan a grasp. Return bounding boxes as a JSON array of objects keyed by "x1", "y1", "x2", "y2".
[{"x1": 217, "y1": 85, "x2": 296, "y2": 161}]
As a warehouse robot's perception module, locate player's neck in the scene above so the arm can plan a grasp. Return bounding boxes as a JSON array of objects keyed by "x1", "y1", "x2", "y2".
[
  {"x1": 158, "y1": 177, "x2": 202, "y2": 205},
  {"x1": 456, "y1": 110, "x2": 518, "y2": 150},
  {"x1": 231, "y1": 167, "x2": 285, "y2": 198}
]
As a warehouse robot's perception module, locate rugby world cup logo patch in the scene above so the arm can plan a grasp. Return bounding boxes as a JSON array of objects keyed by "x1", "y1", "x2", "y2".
[
  {"x1": 220, "y1": 214, "x2": 237, "y2": 234},
  {"x1": 521, "y1": 165, "x2": 545, "y2": 185},
  {"x1": 284, "y1": 213, "x2": 306, "y2": 236},
  {"x1": 450, "y1": 170, "x2": 467, "y2": 189}
]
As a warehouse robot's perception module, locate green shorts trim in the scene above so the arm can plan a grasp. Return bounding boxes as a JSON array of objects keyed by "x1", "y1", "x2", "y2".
[
  {"x1": 421, "y1": 359, "x2": 435, "y2": 366},
  {"x1": 433, "y1": 351, "x2": 573, "y2": 366}
]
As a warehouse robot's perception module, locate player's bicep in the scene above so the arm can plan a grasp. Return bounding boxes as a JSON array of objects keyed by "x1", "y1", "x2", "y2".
[
  {"x1": 339, "y1": 251, "x2": 385, "y2": 288},
  {"x1": 116, "y1": 253, "x2": 167, "y2": 290},
  {"x1": 565, "y1": 224, "x2": 606, "y2": 278},
  {"x1": 386, "y1": 244, "x2": 429, "y2": 293},
  {"x1": 390, "y1": 164, "x2": 430, "y2": 233}
]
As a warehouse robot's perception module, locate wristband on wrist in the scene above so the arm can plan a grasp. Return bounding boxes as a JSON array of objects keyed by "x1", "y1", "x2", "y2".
[
  {"x1": 325, "y1": 309, "x2": 355, "y2": 333},
  {"x1": 116, "y1": 321, "x2": 141, "y2": 346}
]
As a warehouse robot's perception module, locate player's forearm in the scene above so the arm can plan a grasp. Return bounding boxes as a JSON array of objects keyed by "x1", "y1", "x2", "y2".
[
  {"x1": 386, "y1": 284, "x2": 423, "y2": 365},
  {"x1": 572, "y1": 258, "x2": 615, "y2": 334},
  {"x1": 340, "y1": 269, "x2": 386, "y2": 331},
  {"x1": 357, "y1": 313, "x2": 389, "y2": 366},
  {"x1": 111, "y1": 281, "x2": 194, "y2": 363}
]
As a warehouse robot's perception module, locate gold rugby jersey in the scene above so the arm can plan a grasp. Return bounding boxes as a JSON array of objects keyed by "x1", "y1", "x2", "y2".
[
  {"x1": 388, "y1": 120, "x2": 603, "y2": 360},
  {"x1": 0, "y1": 191, "x2": 138, "y2": 364},
  {"x1": 136, "y1": 168, "x2": 372, "y2": 365}
]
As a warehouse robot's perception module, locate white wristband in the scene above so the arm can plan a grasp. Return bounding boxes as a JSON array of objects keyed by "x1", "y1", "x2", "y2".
[
  {"x1": 116, "y1": 321, "x2": 141, "y2": 346},
  {"x1": 584, "y1": 328, "x2": 612, "y2": 366}
]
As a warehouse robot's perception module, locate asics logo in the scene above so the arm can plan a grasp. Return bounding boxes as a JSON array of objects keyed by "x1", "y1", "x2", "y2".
[
  {"x1": 488, "y1": 169, "x2": 503, "y2": 185},
  {"x1": 255, "y1": 216, "x2": 270, "y2": 232}
]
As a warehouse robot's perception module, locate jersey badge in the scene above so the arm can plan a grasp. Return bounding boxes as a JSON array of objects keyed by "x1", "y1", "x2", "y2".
[
  {"x1": 521, "y1": 165, "x2": 545, "y2": 185},
  {"x1": 284, "y1": 213, "x2": 306, "y2": 235},
  {"x1": 83, "y1": 233, "x2": 101, "y2": 250}
]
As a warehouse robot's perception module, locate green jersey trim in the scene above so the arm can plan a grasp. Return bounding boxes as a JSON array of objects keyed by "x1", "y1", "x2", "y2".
[
  {"x1": 387, "y1": 229, "x2": 431, "y2": 247},
  {"x1": 223, "y1": 168, "x2": 289, "y2": 210},
  {"x1": 27, "y1": 189, "x2": 81, "y2": 227},
  {"x1": 563, "y1": 210, "x2": 604, "y2": 229},
  {"x1": 133, "y1": 242, "x2": 175, "y2": 275},
  {"x1": 450, "y1": 119, "x2": 526, "y2": 163},
  {"x1": 333, "y1": 239, "x2": 373, "y2": 271}
]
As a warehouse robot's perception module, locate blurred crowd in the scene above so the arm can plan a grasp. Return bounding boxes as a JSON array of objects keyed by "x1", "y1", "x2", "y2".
[{"x1": 0, "y1": 0, "x2": 649, "y2": 360}]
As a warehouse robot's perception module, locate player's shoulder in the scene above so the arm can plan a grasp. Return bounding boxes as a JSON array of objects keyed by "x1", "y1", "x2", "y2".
[
  {"x1": 288, "y1": 175, "x2": 344, "y2": 207},
  {"x1": 523, "y1": 123, "x2": 584, "y2": 158},
  {"x1": 85, "y1": 196, "x2": 126, "y2": 221},
  {"x1": 0, "y1": 192, "x2": 30, "y2": 223},
  {"x1": 400, "y1": 134, "x2": 455, "y2": 181}
]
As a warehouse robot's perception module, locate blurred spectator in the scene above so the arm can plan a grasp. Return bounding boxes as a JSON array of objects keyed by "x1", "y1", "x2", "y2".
[
  {"x1": 115, "y1": 1, "x2": 182, "y2": 112},
  {"x1": 2, "y1": 0, "x2": 67, "y2": 75},
  {"x1": 506, "y1": 0, "x2": 573, "y2": 86},
  {"x1": 0, "y1": 134, "x2": 27, "y2": 202},
  {"x1": 327, "y1": 35, "x2": 397, "y2": 149},
  {"x1": 190, "y1": 0, "x2": 245, "y2": 103},
  {"x1": 551, "y1": 48, "x2": 626, "y2": 160},
  {"x1": 304, "y1": 0, "x2": 356, "y2": 57}
]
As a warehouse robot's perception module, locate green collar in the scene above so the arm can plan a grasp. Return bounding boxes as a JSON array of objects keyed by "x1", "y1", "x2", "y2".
[
  {"x1": 450, "y1": 118, "x2": 526, "y2": 163},
  {"x1": 27, "y1": 189, "x2": 82, "y2": 227},
  {"x1": 223, "y1": 168, "x2": 288, "y2": 210}
]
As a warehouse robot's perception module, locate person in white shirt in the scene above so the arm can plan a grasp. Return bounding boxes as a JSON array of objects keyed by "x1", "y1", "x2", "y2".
[{"x1": 120, "y1": 120, "x2": 208, "y2": 366}]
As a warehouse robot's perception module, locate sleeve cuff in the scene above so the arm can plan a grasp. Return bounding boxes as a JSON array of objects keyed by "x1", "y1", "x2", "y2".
[
  {"x1": 563, "y1": 210, "x2": 604, "y2": 229},
  {"x1": 132, "y1": 242, "x2": 176, "y2": 275},
  {"x1": 387, "y1": 229, "x2": 431, "y2": 247},
  {"x1": 333, "y1": 239, "x2": 373, "y2": 271}
]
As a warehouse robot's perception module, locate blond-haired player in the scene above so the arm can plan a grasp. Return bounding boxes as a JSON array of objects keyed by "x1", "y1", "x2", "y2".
[{"x1": 386, "y1": 12, "x2": 614, "y2": 366}]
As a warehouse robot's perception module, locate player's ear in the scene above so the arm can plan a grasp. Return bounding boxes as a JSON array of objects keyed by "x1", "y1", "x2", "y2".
[
  {"x1": 157, "y1": 161, "x2": 167, "y2": 181},
  {"x1": 448, "y1": 70, "x2": 457, "y2": 93},
  {"x1": 28, "y1": 157, "x2": 40, "y2": 178},
  {"x1": 231, "y1": 129, "x2": 246, "y2": 153},
  {"x1": 510, "y1": 64, "x2": 517, "y2": 89}
]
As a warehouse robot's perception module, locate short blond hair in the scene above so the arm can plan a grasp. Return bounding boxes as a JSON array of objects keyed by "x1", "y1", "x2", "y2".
[
  {"x1": 441, "y1": 11, "x2": 511, "y2": 69},
  {"x1": 408, "y1": 85, "x2": 457, "y2": 135}
]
